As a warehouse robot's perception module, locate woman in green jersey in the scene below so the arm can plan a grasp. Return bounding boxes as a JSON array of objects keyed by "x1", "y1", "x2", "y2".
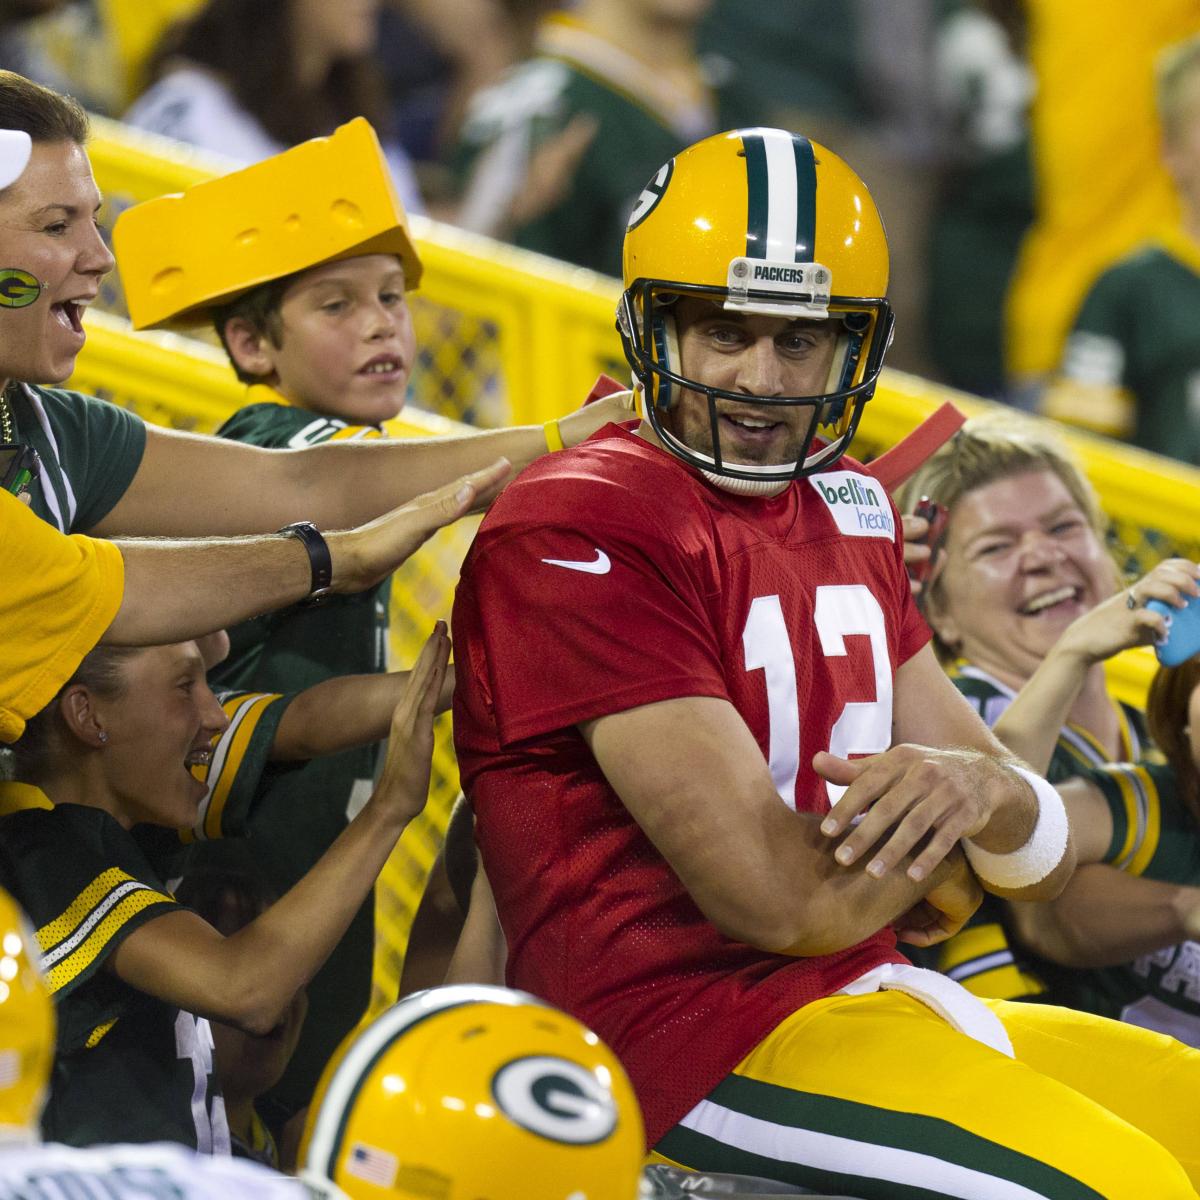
[{"x1": 0, "y1": 626, "x2": 447, "y2": 1151}]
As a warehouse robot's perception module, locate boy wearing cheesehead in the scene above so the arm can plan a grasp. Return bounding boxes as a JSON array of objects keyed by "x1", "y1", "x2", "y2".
[{"x1": 114, "y1": 120, "x2": 628, "y2": 1133}]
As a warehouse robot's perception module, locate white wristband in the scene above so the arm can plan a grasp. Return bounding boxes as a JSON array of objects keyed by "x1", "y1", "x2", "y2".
[{"x1": 963, "y1": 766, "x2": 1069, "y2": 890}]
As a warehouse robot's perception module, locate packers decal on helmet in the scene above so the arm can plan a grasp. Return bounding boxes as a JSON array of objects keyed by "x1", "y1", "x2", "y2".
[
  {"x1": 618, "y1": 127, "x2": 894, "y2": 491},
  {"x1": 491, "y1": 1054, "x2": 618, "y2": 1145}
]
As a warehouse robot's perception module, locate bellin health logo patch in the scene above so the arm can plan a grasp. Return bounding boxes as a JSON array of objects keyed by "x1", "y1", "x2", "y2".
[{"x1": 809, "y1": 470, "x2": 895, "y2": 540}]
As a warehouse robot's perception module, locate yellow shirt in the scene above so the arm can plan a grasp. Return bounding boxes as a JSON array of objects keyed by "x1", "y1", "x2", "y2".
[{"x1": 0, "y1": 490, "x2": 124, "y2": 742}]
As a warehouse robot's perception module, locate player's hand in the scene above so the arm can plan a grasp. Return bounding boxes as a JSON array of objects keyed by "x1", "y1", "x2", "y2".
[
  {"x1": 329, "y1": 458, "x2": 511, "y2": 593},
  {"x1": 815, "y1": 745, "x2": 1028, "y2": 883},
  {"x1": 370, "y1": 622, "x2": 450, "y2": 825},
  {"x1": 1054, "y1": 558, "x2": 1200, "y2": 666},
  {"x1": 892, "y1": 848, "x2": 982, "y2": 947}
]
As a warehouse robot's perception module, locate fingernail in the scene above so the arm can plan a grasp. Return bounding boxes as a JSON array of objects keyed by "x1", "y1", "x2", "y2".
[
  {"x1": 908, "y1": 864, "x2": 925, "y2": 881},
  {"x1": 867, "y1": 859, "x2": 885, "y2": 878},
  {"x1": 456, "y1": 485, "x2": 473, "y2": 503},
  {"x1": 821, "y1": 818, "x2": 837, "y2": 835},
  {"x1": 836, "y1": 845, "x2": 854, "y2": 865}
]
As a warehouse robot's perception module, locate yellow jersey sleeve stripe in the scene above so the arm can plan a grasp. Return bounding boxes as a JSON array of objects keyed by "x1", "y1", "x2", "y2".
[
  {"x1": 1125, "y1": 764, "x2": 1161, "y2": 877},
  {"x1": 1106, "y1": 766, "x2": 1142, "y2": 870},
  {"x1": 934, "y1": 924, "x2": 1009, "y2": 973},
  {"x1": 191, "y1": 692, "x2": 279, "y2": 841},
  {"x1": 202, "y1": 692, "x2": 279, "y2": 840},
  {"x1": 85, "y1": 1018, "x2": 117, "y2": 1049},
  {"x1": 35, "y1": 868, "x2": 135, "y2": 954},
  {"x1": 952, "y1": 962, "x2": 1046, "y2": 1001},
  {"x1": 327, "y1": 425, "x2": 383, "y2": 441},
  {"x1": 38, "y1": 873, "x2": 175, "y2": 993}
]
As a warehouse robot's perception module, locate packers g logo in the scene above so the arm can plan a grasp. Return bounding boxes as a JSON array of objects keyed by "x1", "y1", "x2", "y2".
[
  {"x1": 492, "y1": 1056, "x2": 618, "y2": 1145},
  {"x1": 0, "y1": 269, "x2": 40, "y2": 308},
  {"x1": 627, "y1": 160, "x2": 673, "y2": 231}
]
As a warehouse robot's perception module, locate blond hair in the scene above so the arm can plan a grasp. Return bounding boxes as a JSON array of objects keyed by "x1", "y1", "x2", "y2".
[
  {"x1": 1157, "y1": 33, "x2": 1200, "y2": 145},
  {"x1": 898, "y1": 412, "x2": 1105, "y2": 537}
]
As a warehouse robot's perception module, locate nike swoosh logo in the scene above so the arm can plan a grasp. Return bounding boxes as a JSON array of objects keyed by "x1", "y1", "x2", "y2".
[{"x1": 540, "y1": 548, "x2": 612, "y2": 575}]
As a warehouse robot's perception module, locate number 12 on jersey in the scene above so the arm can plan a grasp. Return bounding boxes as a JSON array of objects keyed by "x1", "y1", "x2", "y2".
[{"x1": 742, "y1": 584, "x2": 892, "y2": 810}]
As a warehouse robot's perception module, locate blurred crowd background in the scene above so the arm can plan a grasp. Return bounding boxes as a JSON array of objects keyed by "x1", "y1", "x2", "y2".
[{"x1": 4, "y1": 0, "x2": 1200, "y2": 464}]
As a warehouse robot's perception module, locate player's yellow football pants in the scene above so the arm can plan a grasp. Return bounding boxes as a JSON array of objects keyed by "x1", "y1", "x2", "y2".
[{"x1": 648, "y1": 991, "x2": 1200, "y2": 1198}]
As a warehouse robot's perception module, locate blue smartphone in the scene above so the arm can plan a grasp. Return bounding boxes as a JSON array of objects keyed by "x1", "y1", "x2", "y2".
[{"x1": 1147, "y1": 594, "x2": 1200, "y2": 667}]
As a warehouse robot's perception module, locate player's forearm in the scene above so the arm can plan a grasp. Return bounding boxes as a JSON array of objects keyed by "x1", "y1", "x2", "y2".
[
  {"x1": 106, "y1": 536, "x2": 311, "y2": 644},
  {"x1": 1008, "y1": 865, "x2": 1200, "y2": 968},
  {"x1": 677, "y1": 807, "x2": 960, "y2": 957},
  {"x1": 768, "y1": 816, "x2": 968, "y2": 956}
]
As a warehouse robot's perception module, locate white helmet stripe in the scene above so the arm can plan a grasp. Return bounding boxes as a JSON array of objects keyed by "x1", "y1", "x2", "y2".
[
  {"x1": 762, "y1": 129, "x2": 801, "y2": 262},
  {"x1": 304, "y1": 985, "x2": 544, "y2": 1178}
]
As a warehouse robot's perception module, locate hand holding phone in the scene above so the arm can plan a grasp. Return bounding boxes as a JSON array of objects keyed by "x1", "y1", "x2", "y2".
[
  {"x1": 906, "y1": 496, "x2": 949, "y2": 609},
  {"x1": 1147, "y1": 594, "x2": 1200, "y2": 667}
]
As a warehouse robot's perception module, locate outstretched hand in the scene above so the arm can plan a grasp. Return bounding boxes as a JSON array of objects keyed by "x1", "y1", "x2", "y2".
[
  {"x1": 815, "y1": 745, "x2": 1031, "y2": 884},
  {"x1": 331, "y1": 458, "x2": 511, "y2": 593},
  {"x1": 371, "y1": 621, "x2": 451, "y2": 825}
]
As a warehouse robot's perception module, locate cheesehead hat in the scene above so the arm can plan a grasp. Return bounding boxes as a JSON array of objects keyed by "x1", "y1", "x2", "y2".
[{"x1": 114, "y1": 117, "x2": 422, "y2": 330}]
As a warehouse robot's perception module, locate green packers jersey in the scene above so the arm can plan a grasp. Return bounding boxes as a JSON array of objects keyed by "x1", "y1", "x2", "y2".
[
  {"x1": 210, "y1": 393, "x2": 387, "y2": 1122},
  {"x1": 0, "y1": 801, "x2": 229, "y2": 1151},
  {"x1": 1054, "y1": 759, "x2": 1200, "y2": 1045},
  {"x1": 452, "y1": 14, "x2": 742, "y2": 276},
  {"x1": 926, "y1": 664, "x2": 1153, "y2": 1001},
  {"x1": 1060, "y1": 230, "x2": 1200, "y2": 463},
  {"x1": 3, "y1": 382, "x2": 146, "y2": 532}
]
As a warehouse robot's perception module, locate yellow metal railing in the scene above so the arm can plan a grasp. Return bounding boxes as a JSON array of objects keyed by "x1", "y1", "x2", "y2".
[{"x1": 78, "y1": 118, "x2": 1200, "y2": 1002}]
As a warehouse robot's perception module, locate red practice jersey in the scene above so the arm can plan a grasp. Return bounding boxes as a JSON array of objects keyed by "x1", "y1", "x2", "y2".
[{"x1": 452, "y1": 423, "x2": 930, "y2": 1145}]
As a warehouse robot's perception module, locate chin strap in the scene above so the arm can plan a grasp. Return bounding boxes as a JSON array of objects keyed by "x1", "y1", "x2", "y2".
[{"x1": 699, "y1": 469, "x2": 790, "y2": 497}]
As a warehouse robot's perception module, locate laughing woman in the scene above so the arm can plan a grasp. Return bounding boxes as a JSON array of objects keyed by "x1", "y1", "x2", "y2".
[
  {"x1": 899, "y1": 413, "x2": 1200, "y2": 1001},
  {"x1": 0, "y1": 625, "x2": 448, "y2": 1151}
]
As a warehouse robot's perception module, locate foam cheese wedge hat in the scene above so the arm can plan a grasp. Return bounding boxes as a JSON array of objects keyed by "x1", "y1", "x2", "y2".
[{"x1": 115, "y1": 117, "x2": 422, "y2": 329}]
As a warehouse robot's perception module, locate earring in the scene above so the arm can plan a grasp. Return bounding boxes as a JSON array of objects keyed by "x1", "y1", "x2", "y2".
[{"x1": 97, "y1": 731, "x2": 109, "y2": 744}]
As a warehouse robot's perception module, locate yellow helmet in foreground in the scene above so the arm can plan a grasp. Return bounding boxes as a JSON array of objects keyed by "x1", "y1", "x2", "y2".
[
  {"x1": 0, "y1": 886, "x2": 53, "y2": 1141},
  {"x1": 618, "y1": 127, "x2": 893, "y2": 487},
  {"x1": 299, "y1": 985, "x2": 644, "y2": 1200}
]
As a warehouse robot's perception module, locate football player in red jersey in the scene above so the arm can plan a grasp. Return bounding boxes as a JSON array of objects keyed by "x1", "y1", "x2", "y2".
[{"x1": 451, "y1": 129, "x2": 1200, "y2": 1197}]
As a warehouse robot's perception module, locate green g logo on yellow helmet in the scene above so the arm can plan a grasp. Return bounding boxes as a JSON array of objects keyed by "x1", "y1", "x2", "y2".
[{"x1": 0, "y1": 269, "x2": 40, "y2": 308}]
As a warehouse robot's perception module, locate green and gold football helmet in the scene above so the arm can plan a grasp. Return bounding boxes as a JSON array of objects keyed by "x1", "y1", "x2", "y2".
[
  {"x1": 299, "y1": 985, "x2": 645, "y2": 1200},
  {"x1": 0, "y1": 886, "x2": 53, "y2": 1142},
  {"x1": 618, "y1": 127, "x2": 893, "y2": 487}
]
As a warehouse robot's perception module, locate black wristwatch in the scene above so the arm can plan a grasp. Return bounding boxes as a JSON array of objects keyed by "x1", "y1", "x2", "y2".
[{"x1": 277, "y1": 521, "x2": 333, "y2": 603}]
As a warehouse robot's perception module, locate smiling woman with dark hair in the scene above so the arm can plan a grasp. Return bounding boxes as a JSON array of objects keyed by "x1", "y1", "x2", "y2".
[{"x1": 0, "y1": 628, "x2": 448, "y2": 1151}]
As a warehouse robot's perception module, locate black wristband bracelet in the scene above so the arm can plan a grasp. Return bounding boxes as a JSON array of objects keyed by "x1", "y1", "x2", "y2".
[{"x1": 277, "y1": 520, "x2": 333, "y2": 603}]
